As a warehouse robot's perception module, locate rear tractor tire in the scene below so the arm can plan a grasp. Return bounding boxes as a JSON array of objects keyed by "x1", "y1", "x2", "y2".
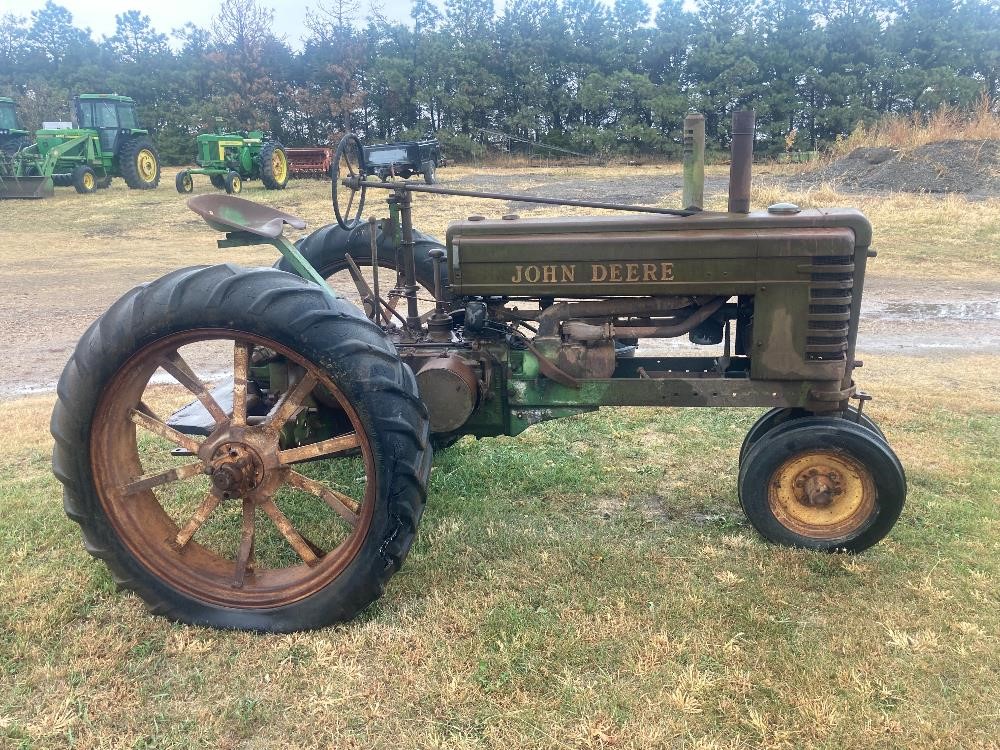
[
  {"x1": 72, "y1": 165, "x2": 97, "y2": 194},
  {"x1": 51, "y1": 264, "x2": 432, "y2": 632},
  {"x1": 738, "y1": 417, "x2": 905, "y2": 552},
  {"x1": 175, "y1": 170, "x2": 194, "y2": 194},
  {"x1": 423, "y1": 160, "x2": 437, "y2": 185},
  {"x1": 120, "y1": 137, "x2": 161, "y2": 189},
  {"x1": 210, "y1": 174, "x2": 227, "y2": 190},
  {"x1": 224, "y1": 170, "x2": 242, "y2": 194},
  {"x1": 260, "y1": 142, "x2": 289, "y2": 190}
]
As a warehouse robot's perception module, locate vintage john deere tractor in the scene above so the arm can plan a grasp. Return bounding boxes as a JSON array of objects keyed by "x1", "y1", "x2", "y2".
[
  {"x1": 175, "y1": 123, "x2": 289, "y2": 195},
  {"x1": 0, "y1": 94, "x2": 161, "y2": 198},
  {"x1": 52, "y1": 112, "x2": 906, "y2": 632}
]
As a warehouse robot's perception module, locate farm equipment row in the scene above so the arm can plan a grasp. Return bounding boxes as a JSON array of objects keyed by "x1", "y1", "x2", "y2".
[{"x1": 52, "y1": 111, "x2": 908, "y2": 633}]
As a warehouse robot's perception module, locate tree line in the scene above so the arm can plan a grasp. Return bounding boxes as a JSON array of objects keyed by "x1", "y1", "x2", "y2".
[{"x1": 1, "y1": 0, "x2": 997, "y2": 163}]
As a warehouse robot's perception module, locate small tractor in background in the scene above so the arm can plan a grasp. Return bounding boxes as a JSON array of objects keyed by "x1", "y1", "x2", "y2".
[
  {"x1": 175, "y1": 122, "x2": 289, "y2": 195},
  {"x1": 0, "y1": 94, "x2": 161, "y2": 199}
]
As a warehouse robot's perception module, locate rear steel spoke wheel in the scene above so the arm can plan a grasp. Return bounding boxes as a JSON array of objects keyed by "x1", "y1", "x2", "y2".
[
  {"x1": 274, "y1": 220, "x2": 448, "y2": 327},
  {"x1": 332, "y1": 134, "x2": 366, "y2": 230},
  {"x1": 738, "y1": 418, "x2": 905, "y2": 552},
  {"x1": 52, "y1": 265, "x2": 431, "y2": 631}
]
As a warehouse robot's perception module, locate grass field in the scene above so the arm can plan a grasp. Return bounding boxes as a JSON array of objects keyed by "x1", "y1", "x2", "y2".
[{"x1": 1, "y1": 165, "x2": 998, "y2": 749}]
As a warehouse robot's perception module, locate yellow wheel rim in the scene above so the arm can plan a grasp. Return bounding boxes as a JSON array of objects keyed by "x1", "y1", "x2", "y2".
[
  {"x1": 83, "y1": 172, "x2": 95, "y2": 190},
  {"x1": 272, "y1": 149, "x2": 287, "y2": 183},
  {"x1": 137, "y1": 149, "x2": 157, "y2": 182},
  {"x1": 183, "y1": 175, "x2": 192, "y2": 191},
  {"x1": 232, "y1": 176, "x2": 241, "y2": 193},
  {"x1": 768, "y1": 450, "x2": 875, "y2": 539}
]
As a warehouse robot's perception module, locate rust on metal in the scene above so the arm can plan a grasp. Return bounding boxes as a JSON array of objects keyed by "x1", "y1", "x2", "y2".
[
  {"x1": 286, "y1": 470, "x2": 359, "y2": 527},
  {"x1": 278, "y1": 433, "x2": 360, "y2": 465}
]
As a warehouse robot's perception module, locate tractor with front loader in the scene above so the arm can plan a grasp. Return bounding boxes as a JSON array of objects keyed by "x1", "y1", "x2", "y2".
[
  {"x1": 0, "y1": 94, "x2": 161, "y2": 199},
  {"x1": 52, "y1": 111, "x2": 906, "y2": 632},
  {"x1": 175, "y1": 122, "x2": 289, "y2": 195}
]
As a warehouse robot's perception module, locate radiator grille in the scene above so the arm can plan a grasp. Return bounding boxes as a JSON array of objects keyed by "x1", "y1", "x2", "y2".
[{"x1": 806, "y1": 255, "x2": 853, "y2": 361}]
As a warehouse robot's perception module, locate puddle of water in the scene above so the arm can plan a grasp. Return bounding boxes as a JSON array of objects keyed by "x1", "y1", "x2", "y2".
[{"x1": 865, "y1": 300, "x2": 1000, "y2": 322}]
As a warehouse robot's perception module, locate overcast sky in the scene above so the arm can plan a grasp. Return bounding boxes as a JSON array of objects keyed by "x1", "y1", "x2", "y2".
[{"x1": 10, "y1": 0, "x2": 435, "y2": 44}]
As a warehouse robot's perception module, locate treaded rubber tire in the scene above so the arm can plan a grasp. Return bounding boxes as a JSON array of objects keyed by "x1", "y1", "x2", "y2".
[
  {"x1": 423, "y1": 161, "x2": 436, "y2": 185},
  {"x1": 276, "y1": 221, "x2": 447, "y2": 293},
  {"x1": 738, "y1": 417, "x2": 905, "y2": 553},
  {"x1": 52, "y1": 174, "x2": 73, "y2": 187},
  {"x1": 0, "y1": 136, "x2": 30, "y2": 156},
  {"x1": 739, "y1": 405, "x2": 886, "y2": 467},
  {"x1": 51, "y1": 264, "x2": 432, "y2": 632},
  {"x1": 224, "y1": 170, "x2": 241, "y2": 194},
  {"x1": 210, "y1": 174, "x2": 227, "y2": 190},
  {"x1": 260, "y1": 142, "x2": 289, "y2": 190},
  {"x1": 72, "y1": 165, "x2": 96, "y2": 194},
  {"x1": 175, "y1": 170, "x2": 193, "y2": 194},
  {"x1": 119, "y1": 137, "x2": 161, "y2": 189}
]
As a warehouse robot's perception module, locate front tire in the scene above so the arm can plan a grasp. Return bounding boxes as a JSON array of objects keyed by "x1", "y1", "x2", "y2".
[
  {"x1": 224, "y1": 170, "x2": 242, "y2": 194},
  {"x1": 72, "y1": 165, "x2": 96, "y2": 194},
  {"x1": 51, "y1": 265, "x2": 432, "y2": 631},
  {"x1": 175, "y1": 170, "x2": 193, "y2": 194},
  {"x1": 120, "y1": 137, "x2": 161, "y2": 189},
  {"x1": 423, "y1": 161, "x2": 437, "y2": 184},
  {"x1": 739, "y1": 418, "x2": 905, "y2": 552},
  {"x1": 739, "y1": 405, "x2": 886, "y2": 467}
]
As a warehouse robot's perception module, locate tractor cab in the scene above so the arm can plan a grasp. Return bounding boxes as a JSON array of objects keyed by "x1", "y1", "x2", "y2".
[
  {"x1": 74, "y1": 94, "x2": 142, "y2": 155},
  {"x1": 0, "y1": 97, "x2": 19, "y2": 132}
]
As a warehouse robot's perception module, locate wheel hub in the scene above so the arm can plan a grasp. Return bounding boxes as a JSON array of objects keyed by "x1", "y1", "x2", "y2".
[
  {"x1": 793, "y1": 467, "x2": 844, "y2": 507},
  {"x1": 208, "y1": 443, "x2": 264, "y2": 499}
]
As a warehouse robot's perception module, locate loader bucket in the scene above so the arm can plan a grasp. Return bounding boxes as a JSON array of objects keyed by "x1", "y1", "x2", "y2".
[{"x1": 0, "y1": 174, "x2": 53, "y2": 199}]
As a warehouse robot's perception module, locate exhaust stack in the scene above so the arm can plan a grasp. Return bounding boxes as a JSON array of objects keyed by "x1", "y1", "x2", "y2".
[{"x1": 728, "y1": 110, "x2": 755, "y2": 214}]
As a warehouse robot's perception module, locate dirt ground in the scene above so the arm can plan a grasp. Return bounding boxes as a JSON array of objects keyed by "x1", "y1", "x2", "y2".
[
  {"x1": 0, "y1": 164, "x2": 998, "y2": 398},
  {"x1": 788, "y1": 139, "x2": 1000, "y2": 197}
]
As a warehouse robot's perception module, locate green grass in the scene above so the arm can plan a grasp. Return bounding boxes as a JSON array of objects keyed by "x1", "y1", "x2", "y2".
[{"x1": 1, "y1": 357, "x2": 997, "y2": 748}]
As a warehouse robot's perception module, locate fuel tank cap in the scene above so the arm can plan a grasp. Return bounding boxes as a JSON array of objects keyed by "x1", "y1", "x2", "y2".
[{"x1": 767, "y1": 202, "x2": 801, "y2": 215}]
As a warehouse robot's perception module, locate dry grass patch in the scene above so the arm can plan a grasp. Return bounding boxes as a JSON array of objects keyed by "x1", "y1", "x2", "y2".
[{"x1": 832, "y1": 96, "x2": 1000, "y2": 155}]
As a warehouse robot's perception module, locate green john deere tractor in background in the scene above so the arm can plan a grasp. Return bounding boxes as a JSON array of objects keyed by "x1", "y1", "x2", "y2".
[
  {"x1": 0, "y1": 94, "x2": 161, "y2": 199},
  {"x1": 0, "y1": 97, "x2": 31, "y2": 155},
  {"x1": 175, "y1": 122, "x2": 289, "y2": 195}
]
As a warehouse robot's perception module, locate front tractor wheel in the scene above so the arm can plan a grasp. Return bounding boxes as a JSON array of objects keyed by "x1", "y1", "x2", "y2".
[
  {"x1": 72, "y1": 165, "x2": 97, "y2": 194},
  {"x1": 175, "y1": 170, "x2": 194, "y2": 194},
  {"x1": 224, "y1": 170, "x2": 242, "y2": 194},
  {"x1": 51, "y1": 265, "x2": 431, "y2": 631},
  {"x1": 738, "y1": 418, "x2": 905, "y2": 552},
  {"x1": 260, "y1": 142, "x2": 289, "y2": 190}
]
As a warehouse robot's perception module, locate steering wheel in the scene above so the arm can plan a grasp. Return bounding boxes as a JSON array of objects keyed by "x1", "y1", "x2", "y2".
[{"x1": 332, "y1": 133, "x2": 367, "y2": 230}]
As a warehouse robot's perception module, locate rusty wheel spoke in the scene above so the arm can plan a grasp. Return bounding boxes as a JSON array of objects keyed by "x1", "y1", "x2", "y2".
[
  {"x1": 345, "y1": 188, "x2": 356, "y2": 217},
  {"x1": 285, "y1": 470, "x2": 360, "y2": 528},
  {"x1": 264, "y1": 371, "x2": 319, "y2": 432},
  {"x1": 174, "y1": 492, "x2": 223, "y2": 548},
  {"x1": 122, "y1": 461, "x2": 205, "y2": 496},
  {"x1": 278, "y1": 434, "x2": 360, "y2": 465},
  {"x1": 129, "y1": 408, "x2": 202, "y2": 454},
  {"x1": 158, "y1": 350, "x2": 228, "y2": 425},
  {"x1": 232, "y1": 340, "x2": 253, "y2": 427},
  {"x1": 233, "y1": 499, "x2": 256, "y2": 588},
  {"x1": 259, "y1": 498, "x2": 320, "y2": 566}
]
